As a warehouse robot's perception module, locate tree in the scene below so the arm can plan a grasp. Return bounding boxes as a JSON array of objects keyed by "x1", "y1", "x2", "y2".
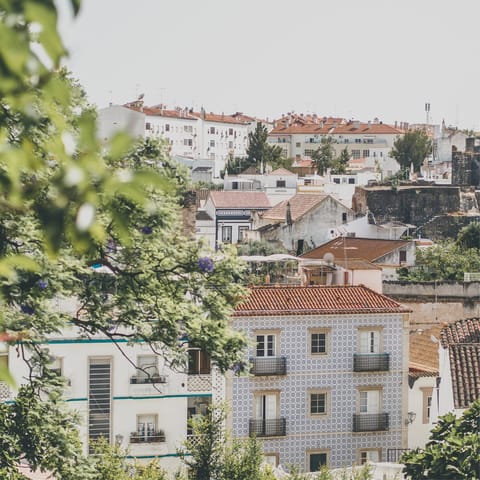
[
  {"x1": 390, "y1": 130, "x2": 432, "y2": 173},
  {"x1": 456, "y1": 222, "x2": 480, "y2": 250},
  {"x1": 398, "y1": 242, "x2": 480, "y2": 282},
  {"x1": 331, "y1": 147, "x2": 350, "y2": 174},
  {"x1": 0, "y1": 2, "x2": 249, "y2": 478},
  {"x1": 402, "y1": 399, "x2": 480, "y2": 479},
  {"x1": 181, "y1": 403, "x2": 274, "y2": 480},
  {"x1": 311, "y1": 137, "x2": 335, "y2": 176},
  {"x1": 246, "y1": 122, "x2": 284, "y2": 171}
]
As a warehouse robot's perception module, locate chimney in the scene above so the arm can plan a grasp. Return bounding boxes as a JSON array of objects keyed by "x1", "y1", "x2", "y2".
[{"x1": 286, "y1": 202, "x2": 293, "y2": 226}]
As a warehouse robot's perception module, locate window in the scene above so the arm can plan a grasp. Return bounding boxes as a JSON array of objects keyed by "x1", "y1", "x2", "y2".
[
  {"x1": 209, "y1": 126, "x2": 216, "y2": 134},
  {"x1": 184, "y1": 125, "x2": 193, "y2": 132},
  {"x1": 304, "y1": 149, "x2": 315, "y2": 157},
  {"x1": 399, "y1": 250, "x2": 407, "y2": 263},
  {"x1": 358, "y1": 329, "x2": 382, "y2": 354},
  {"x1": 135, "y1": 414, "x2": 162, "y2": 442},
  {"x1": 221, "y1": 225, "x2": 232, "y2": 243},
  {"x1": 422, "y1": 387, "x2": 434, "y2": 423},
  {"x1": 309, "y1": 391, "x2": 328, "y2": 415},
  {"x1": 228, "y1": 128, "x2": 234, "y2": 136},
  {"x1": 188, "y1": 349, "x2": 211, "y2": 374},
  {"x1": 210, "y1": 140, "x2": 215, "y2": 147},
  {"x1": 49, "y1": 357, "x2": 63, "y2": 377},
  {"x1": 296, "y1": 142, "x2": 301, "y2": 148},
  {"x1": 238, "y1": 226, "x2": 249, "y2": 242},
  {"x1": 276, "y1": 180, "x2": 286, "y2": 188},
  {"x1": 359, "y1": 449, "x2": 380, "y2": 464},
  {"x1": 146, "y1": 122, "x2": 151, "y2": 130},
  {"x1": 184, "y1": 138, "x2": 193, "y2": 146},
  {"x1": 231, "y1": 181, "x2": 238, "y2": 190},
  {"x1": 352, "y1": 149, "x2": 361, "y2": 159},
  {"x1": 263, "y1": 453, "x2": 279, "y2": 467},
  {"x1": 359, "y1": 388, "x2": 381, "y2": 414},
  {"x1": 310, "y1": 329, "x2": 329, "y2": 355},
  {"x1": 165, "y1": 124, "x2": 170, "y2": 132},
  {"x1": 228, "y1": 141, "x2": 233, "y2": 149},
  {"x1": 254, "y1": 391, "x2": 279, "y2": 421},
  {"x1": 348, "y1": 178, "x2": 355, "y2": 184},
  {"x1": 308, "y1": 451, "x2": 328, "y2": 472},
  {"x1": 333, "y1": 178, "x2": 340, "y2": 184},
  {"x1": 342, "y1": 212, "x2": 347, "y2": 223},
  {"x1": 355, "y1": 138, "x2": 362, "y2": 143},
  {"x1": 135, "y1": 355, "x2": 158, "y2": 382},
  {"x1": 363, "y1": 149, "x2": 370, "y2": 157},
  {"x1": 256, "y1": 333, "x2": 276, "y2": 357}
]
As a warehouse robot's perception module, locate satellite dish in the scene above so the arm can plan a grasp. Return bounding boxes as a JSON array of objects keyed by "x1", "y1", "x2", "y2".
[{"x1": 323, "y1": 252, "x2": 335, "y2": 264}]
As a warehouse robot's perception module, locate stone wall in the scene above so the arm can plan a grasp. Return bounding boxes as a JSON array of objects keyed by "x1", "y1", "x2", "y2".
[
  {"x1": 384, "y1": 280, "x2": 480, "y2": 328},
  {"x1": 352, "y1": 185, "x2": 461, "y2": 226},
  {"x1": 420, "y1": 214, "x2": 480, "y2": 241}
]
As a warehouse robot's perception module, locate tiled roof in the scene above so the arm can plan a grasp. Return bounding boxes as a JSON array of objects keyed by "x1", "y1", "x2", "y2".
[
  {"x1": 190, "y1": 111, "x2": 249, "y2": 125},
  {"x1": 209, "y1": 191, "x2": 271, "y2": 209},
  {"x1": 234, "y1": 285, "x2": 410, "y2": 317},
  {"x1": 440, "y1": 318, "x2": 480, "y2": 409},
  {"x1": 269, "y1": 167, "x2": 295, "y2": 176},
  {"x1": 301, "y1": 237, "x2": 411, "y2": 263},
  {"x1": 334, "y1": 258, "x2": 382, "y2": 271},
  {"x1": 409, "y1": 325, "x2": 442, "y2": 377},
  {"x1": 270, "y1": 116, "x2": 401, "y2": 136},
  {"x1": 260, "y1": 193, "x2": 328, "y2": 222}
]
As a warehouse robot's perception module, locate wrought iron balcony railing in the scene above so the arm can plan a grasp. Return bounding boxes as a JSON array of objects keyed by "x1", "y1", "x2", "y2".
[
  {"x1": 353, "y1": 353, "x2": 390, "y2": 372},
  {"x1": 130, "y1": 375, "x2": 167, "y2": 384},
  {"x1": 130, "y1": 431, "x2": 166, "y2": 443},
  {"x1": 353, "y1": 413, "x2": 389, "y2": 432},
  {"x1": 250, "y1": 356, "x2": 287, "y2": 376},
  {"x1": 249, "y1": 418, "x2": 286, "y2": 437}
]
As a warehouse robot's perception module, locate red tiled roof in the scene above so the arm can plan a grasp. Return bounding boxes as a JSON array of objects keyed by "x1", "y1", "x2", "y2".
[
  {"x1": 209, "y1": 191, "x2": 271, "y2": 209},
  {"x1": 261, "y1": 193, "x2": 329, "y2": 222},
  {"x1": 301, "y1": 237, "x2": 411, "y2": 263},
  {"x1": 269, "y1": 167, "x2": 295, "y2": 176},
  {"x1": 440, "y1": 318, "x2": 480, "y2": 409},
  {"x1": 234, "y1": 285, "x2": 410, "y2": 317},
  {"x1": 409, "y1": 325, "x2": 441, "y2": 376},
  {"x1": 270, "y1": 117, "x2": 402, "y2": 136},
  {"x1": 190, "y1": 111, "x2": 249, "y2": 125}
]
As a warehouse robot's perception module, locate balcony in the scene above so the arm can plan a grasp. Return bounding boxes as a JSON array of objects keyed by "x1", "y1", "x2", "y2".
[
  {"x1": 130, "y1": 430, "x2": 166, "y2": 443},
  {"x1": 130, "y1": 375, "x2": 167, "y2": 384},
  {"x1": 353, "y1": 413, "x2": 389, "y2": 432},
  {"x1": 187, "y1": 374, "x2": 211, "y2": 392},
  {"x1": 353, "y1": 353, "x2": 390, "y2": 372},
  {"x1": 250, "y1": 356, "x2": 287, "y2": 376},
  {"x1": 0, "y1": 381, "x2": 11, "y2": 402},
  {"x1": 249, "y1": 418, "x2": 286, "y2": 437}
]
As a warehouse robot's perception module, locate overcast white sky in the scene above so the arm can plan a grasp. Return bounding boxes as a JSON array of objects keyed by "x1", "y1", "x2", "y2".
[{"x1": 59, "y1": 0, "x2": 480, "y2": 129}]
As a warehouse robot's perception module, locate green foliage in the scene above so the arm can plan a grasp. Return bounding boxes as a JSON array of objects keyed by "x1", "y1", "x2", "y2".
[
  {"x1": 90, "y1": 437, "x2": 169, "y2": 480},
  {"x1": 402, "y1": 399, "x2": 480, "y2": 479},
  {"x1": 246, "y1": 122, "x2": 284, "y2": 170},
  {"x1": 181, "y1": 403, "x2": 272, "y2": 480},
  {"x1": 236, "y1": 240, "x2": 287, "y2": 256},
  {"x1": 0, "y1": 1, "x2": 250, "y2": 477},
  {"x1": 312, "y1": 137, "x2": 335, "y2": 175},
  {"x1": 399, "y1": 242, "x2": 480, "y2": 281},
  {"x1": 390, "y1": 130, "x2": 432, "y2": 172},
  {"x1": 456, "y1": 222, "x2": 480, "y2": 250},
  {"x1": 331, "y1": 147, "x2": 350, "y2": 174}
]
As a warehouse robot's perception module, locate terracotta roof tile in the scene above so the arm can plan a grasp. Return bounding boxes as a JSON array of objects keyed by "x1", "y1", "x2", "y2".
[
  {"x1": 334, "y1": 258, "x2": 382, "y2": 271},
  {"x1": 234, "y1": 285, "x2": 411, "y2": 317},
  {"x1": 269, "y1": 167, "x2": 295, "y2": 176},
  {"x1": 209, "y1": 191, "x2": 271, "y2": 209},
  {"x1": 261, "y1": 193, "x2": 329, "y2": 223},
  {"x1": 409, "y1": 325, "x2": 442, "y2": 375},
  {"x1": 301, "y1": 237, "x2": 411, "y2": 263},
  {"x1": 440, "y1": 318, "x2": 480, "y2": 409}
]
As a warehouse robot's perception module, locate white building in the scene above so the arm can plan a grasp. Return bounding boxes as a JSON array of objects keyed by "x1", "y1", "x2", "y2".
[
  {"x1": 1, "y1": 323, "x2": 221, "y2": 475},
  {"x1": 268, "y1": 114, "x2": 403, "y2": 179}
]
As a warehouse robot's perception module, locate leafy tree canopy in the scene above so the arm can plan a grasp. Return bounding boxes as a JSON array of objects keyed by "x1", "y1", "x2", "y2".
[
  {"x1": 456, "y1": 222, "x2": 480, "y2": 250},
  {"x1": 399, "y1": 241, "x2": 480, "y2": 282},
  {"x1": 311, "y1": 137, "x2": 335, "y2": 176},
  {"x1": 390, "y1": 130, "x2": 432, "y2": 173},
  {"x1": 402, "y1": 399, "x2": 480, "y2": 479}
]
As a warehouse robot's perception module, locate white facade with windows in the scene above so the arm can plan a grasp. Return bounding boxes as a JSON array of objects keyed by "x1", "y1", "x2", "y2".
[{"x1": 3, "y1": 327, "x2": 222, "y2": 475}]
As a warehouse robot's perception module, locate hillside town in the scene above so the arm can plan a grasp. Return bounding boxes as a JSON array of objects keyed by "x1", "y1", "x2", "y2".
[{"x1": 2, "y1": 3, "x2": 480, "y2": 480}]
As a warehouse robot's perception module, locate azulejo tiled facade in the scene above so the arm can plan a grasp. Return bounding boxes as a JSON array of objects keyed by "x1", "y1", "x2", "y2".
[{"x1": 230, "y1": 286, "x2": 409, "y2": 472}]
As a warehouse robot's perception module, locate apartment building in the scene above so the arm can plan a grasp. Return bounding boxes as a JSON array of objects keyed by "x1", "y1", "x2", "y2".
[
  {"x1": 3, "y1": 326, "x2": 220, "y2": 475},
  {"x1": 268, "y1": 114, "x2": 403, "y2": 179},
  {"x1": 229, "y1": 285, "x2": 410, "y2": 472}
]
